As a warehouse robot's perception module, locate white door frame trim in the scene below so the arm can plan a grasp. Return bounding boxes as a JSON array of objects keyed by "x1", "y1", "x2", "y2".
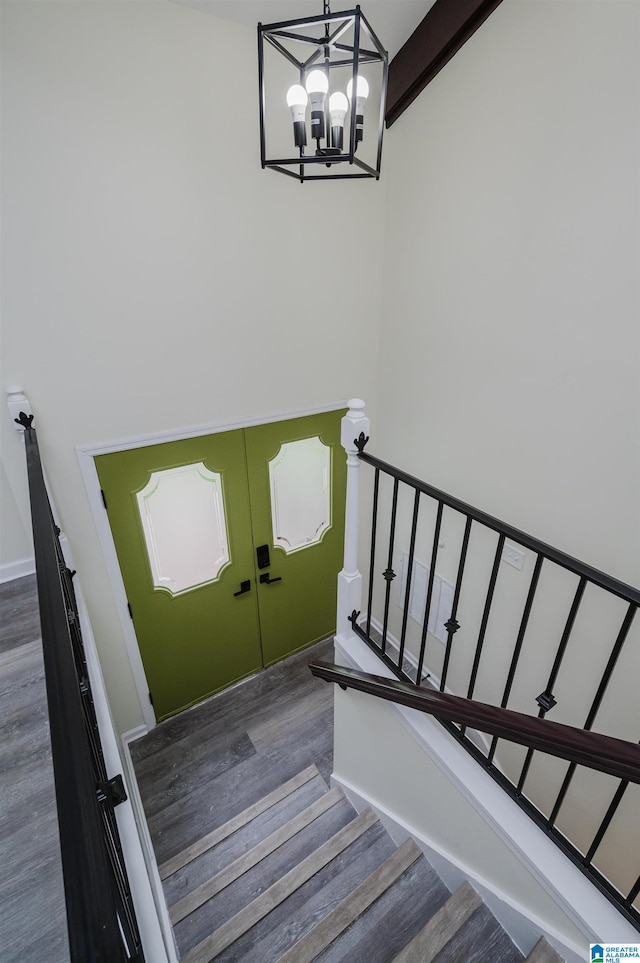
[{"x1": 76, "y1": 400, "x2": 350, "y2": 733}]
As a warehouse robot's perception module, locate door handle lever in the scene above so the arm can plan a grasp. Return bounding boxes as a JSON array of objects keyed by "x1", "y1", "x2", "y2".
[
  {"x1": 260, "y1": 573, "x2": 282, "y2": 585},
  {"x1": 234, "y1": 579, "x2": 251, "y2": 597}
]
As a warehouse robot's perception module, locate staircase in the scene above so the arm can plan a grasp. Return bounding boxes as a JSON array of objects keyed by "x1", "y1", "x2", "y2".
[{"x1": 158, "y1": 764, "x2": 564, "y2": 963}]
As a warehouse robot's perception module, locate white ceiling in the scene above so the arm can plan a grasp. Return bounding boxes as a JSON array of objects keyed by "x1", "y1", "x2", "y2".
[{"x1": 173, "y1": 0, "x2": 435, "y2": 59}]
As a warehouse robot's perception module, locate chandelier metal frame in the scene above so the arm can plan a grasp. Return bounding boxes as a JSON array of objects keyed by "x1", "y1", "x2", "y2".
[{"x1": 257, "y1": 4, "x2": 388, "y2": 182}]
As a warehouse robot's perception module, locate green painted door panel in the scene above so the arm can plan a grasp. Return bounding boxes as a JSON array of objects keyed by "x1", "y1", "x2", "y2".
[
  {"x1": 95, "y1": 432, "x2": 263, "y2": 721},
  {"x1": 94, "y1": 410, "x2": 346, "y2": 721},
  {"x1": 245, "y1": 410, "x2": 347, "y2": 666}
]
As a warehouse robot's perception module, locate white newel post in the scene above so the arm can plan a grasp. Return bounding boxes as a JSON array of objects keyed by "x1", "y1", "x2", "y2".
[
  {"x1": 336, "y1": 398, "x2": 370, "y2": 646},
  {"x1": 6, "y1": 385, "x2": 32, "y2": 429}
]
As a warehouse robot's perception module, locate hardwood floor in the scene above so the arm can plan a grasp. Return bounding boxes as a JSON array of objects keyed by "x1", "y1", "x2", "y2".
[
  {"x1": 0, "y1": 574, "x2": 69, "y2": 963},
  {"x1": 130, "y1": 637, "x2": 336, "y2": 869}
]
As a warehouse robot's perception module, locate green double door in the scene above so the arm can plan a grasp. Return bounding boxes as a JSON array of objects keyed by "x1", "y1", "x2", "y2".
[{"x1": 95, "y1": 410, "x2": 346, "y2": 721}]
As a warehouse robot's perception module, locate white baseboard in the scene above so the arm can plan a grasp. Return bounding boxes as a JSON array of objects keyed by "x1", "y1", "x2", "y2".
[
  {"x1": 0, "y1": 556, "x2": 35, "y2": 583},
  {"x1": 120, "y1": 728, "x2": 179, "y2": 963},
  {"x1": 122, "y1": 725, "x2": 149, "y2": 748}
]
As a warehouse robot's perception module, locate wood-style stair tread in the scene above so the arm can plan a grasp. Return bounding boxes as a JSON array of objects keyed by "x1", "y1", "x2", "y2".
[
  {"x1": 169, "y1": 785, "x2": 344, "y2": 924},
  {"x1": 525, "y1": 937, "x2": 565, "y2": 963},
  {"x1": 392, "y1": 880, "x2": 482, "y2": 963},
  {"x1": 174, "y1": 797, "x2": 358, "y2": 957},
  {"x1": 277, "y1": 837, "x2": 423, "y2": 963},
  {"x1": 181, "y1": 807, "x2": 379, "y2": 963},
  {"x1": 429, "y1": 901, "x2": 523, "y2": 963},
  {"x1": 159, "y1": 764, "x2": 320, "y2": 880},
  {"x1": 313, "y1": 851, "x2": 450, "y2": 963},
  {"x1": 223, "y1": 821, "x2": 398, "y2": 963}
]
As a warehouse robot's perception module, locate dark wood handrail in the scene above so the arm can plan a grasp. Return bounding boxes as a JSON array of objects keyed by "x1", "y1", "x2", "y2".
[{"x1": 309, "y1": 661, "x2": 640, "y2": 784}]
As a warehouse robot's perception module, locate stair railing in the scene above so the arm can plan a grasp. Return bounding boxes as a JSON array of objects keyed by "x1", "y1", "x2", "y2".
[
  {"x1": 333, "y1": 413, "x2": 640, "y2": 930},
  {"x1": 15, "y1": 412, "x2": 144, "y2": 963},
  {"x1": 309, "y1": 662, "x2": 640, "y2": 783},
  {"x1": 309, "y1": 661, "x2": 640, "y2": 786}
]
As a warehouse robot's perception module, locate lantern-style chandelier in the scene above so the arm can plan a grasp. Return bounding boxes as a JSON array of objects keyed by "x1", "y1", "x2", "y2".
[{"x1": 258, "y1": 3, "x2": 388, "y2": 182}]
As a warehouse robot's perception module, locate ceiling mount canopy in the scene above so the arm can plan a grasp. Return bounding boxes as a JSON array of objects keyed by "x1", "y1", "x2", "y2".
[{"x1": 258, "y1": 2, "x2": 388, "y2": 182}]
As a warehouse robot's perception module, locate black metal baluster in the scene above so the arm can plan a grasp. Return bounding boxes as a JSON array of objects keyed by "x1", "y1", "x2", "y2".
[
  {"x1": 466, "y1": 534, "x2": 505, "y2": 702},
  {"x1": 585, "y1": 779, "x2": 629, "y2": 865},
  {"x1": 60, "y1": 562, "x2": 109, "y2": 786},
  {"x1": 626, "y1": 874, "x2": 640, "y2": 909},
  {"x1": 380, "y1": 478, "x2": 399, "y2": 658},
  {"x1": 546, "y1": 604, "x2": 636, "y2": 827},
  {"x1": 416, "y1": 501, "x2": 444, "y2": 685},
  {"x1": 398, "y1": 490, "x2": 420, "y2": 673},
  {"x1": 365, "y1": 467, "x2": 380, "y2": 642},
  {"x1": 516, "y1": 576, "x2": 587, "y2": 794},
  {"x1": 101, "y1": 812, "x2": 137, "y2": 951},
  {"x1": 488, "y1": 553, "x2": 544, "y2": 765},
  {"x1": 459, "y1": 533, "x2": 505, "y2": 739},
  {"x1": 440, "y1": 515, "x2": 472, "y2": 693}
]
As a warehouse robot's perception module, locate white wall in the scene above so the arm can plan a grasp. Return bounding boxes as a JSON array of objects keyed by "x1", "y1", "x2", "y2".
[
  {"x1": 0, "y1": 439, "x2": 33, "y2": 572},
  {"x1": 0, "y1": 0, "x2": 386, "y2": 732},
  {"x1": 377, "y1": 0, "x2": 640, "y2": 586}
]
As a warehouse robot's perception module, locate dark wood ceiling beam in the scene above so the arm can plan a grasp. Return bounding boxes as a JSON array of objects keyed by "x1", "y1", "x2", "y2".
[{"x1": 386, "y1": 0, "x2": 505, "y2": 127}]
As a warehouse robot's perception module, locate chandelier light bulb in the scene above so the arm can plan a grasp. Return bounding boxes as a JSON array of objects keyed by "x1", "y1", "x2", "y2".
[
  {"x1": 346, "y1": 74, "x2": 370, "y2": 103},
  {"x1": 305, "y1": 69, "x2": 329, "y2": 142},
  {"x1": 329, "y1": 91, "x2": 349, "y2": 150},
  {"x1": 347, "y1": 75, "x2": 369, "y2": 144},
  {"x1": 306, "y1": 69, "x2": 329, "y2": 95},
  {"x1": 286, "y1": 84, "x2": 308, "y2": 148},
  {"x1": 287, "y1": 84, "x2": 308, "y2": 110},
  {"x1": 329, "y1": 91, "x2": 348, "y2": 115}
]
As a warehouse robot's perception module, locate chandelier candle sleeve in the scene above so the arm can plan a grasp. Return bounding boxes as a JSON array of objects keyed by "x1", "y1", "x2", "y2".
[
  {"x1": 306, "y1": 69, "x2": 329, "y2": 143},
  {"x1": 286, "y1": 85, "x2": 308, "y2": 148},
  {"x1": 347, "y1": 74, "x2": 369, "y2": 142},
  {"x1": 329, "y1": 92, "x2": 349, "y2": 150}
]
